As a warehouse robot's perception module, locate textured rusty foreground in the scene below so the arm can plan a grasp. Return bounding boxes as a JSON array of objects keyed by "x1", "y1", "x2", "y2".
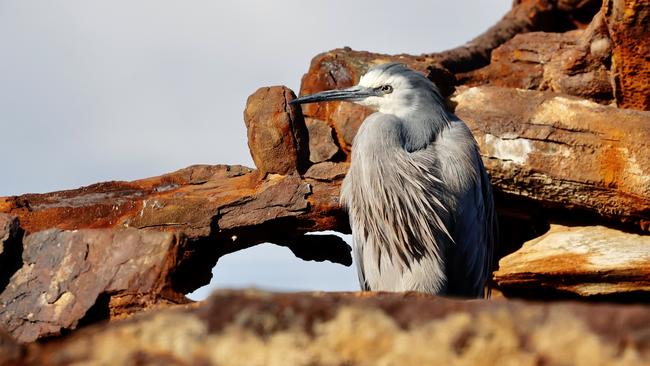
[{"x1": 2, "y1": 290, "x2": 650, "y2": 366}]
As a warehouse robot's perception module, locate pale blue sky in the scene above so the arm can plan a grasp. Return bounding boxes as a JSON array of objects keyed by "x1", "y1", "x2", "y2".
[{"x1": 0, "y1": 1, "x2": 511, "y2": 298}]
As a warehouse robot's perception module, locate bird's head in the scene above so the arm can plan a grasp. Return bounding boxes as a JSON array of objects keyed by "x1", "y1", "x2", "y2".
[{"x1": 291, "y1": 63, "x2": 445, "y2": 118}]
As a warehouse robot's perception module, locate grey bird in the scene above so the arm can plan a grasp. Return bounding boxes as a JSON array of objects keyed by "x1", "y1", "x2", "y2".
[{"x1": 292, "y1": 63, "x2": 496, "y2": 298}]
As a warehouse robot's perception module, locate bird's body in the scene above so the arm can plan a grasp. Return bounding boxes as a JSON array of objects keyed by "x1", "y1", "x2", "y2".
[{"x1": 292, "y1": 63, "x2": 495, "y2": 298}]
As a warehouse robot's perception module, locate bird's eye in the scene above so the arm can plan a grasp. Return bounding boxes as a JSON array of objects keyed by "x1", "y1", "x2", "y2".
[{"x1": 380, "y1": 85, "x2": 393, "y2": 94}]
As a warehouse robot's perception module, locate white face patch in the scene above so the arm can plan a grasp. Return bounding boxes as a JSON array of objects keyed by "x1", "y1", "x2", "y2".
[
  {"x1": 352, "y1": 64, "x2": 443, "y2": 120},
  {"x1": 359, "y1": 68, "x2": 409, "y2": 90},
  {"x1": 356, "y1": 70, "x2": 411, "y2": 111},
  {"x1": 358, "y1": 68, "x2": 387, "y2": 88}
]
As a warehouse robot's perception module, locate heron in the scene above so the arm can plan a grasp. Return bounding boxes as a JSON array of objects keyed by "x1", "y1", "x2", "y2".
[{"x1": 292, "y1": 63, "x2": 496, "y2": 298}]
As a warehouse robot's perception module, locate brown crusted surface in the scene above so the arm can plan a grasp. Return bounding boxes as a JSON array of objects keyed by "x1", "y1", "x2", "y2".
[
  {"x1": 305, "y1": 118, "x2": 340, "y2": 163},
  {"x1": 244, "y1": 86, "x2": 310, "y2": 175},
  {"x1": 0, "y1": 228, "x2": 189, "y2": 343},
  {"x1": 431, "y1": 0, "x2": 596, "y2": 72},
  {"x1": 0, "y1": 163, "x2": 347, "y2": 240},
  {"x1": 0, "y1": 165, "x2": 352, "y2": 344},
  {"x1": 10, "y1": 290, "x2": 650, "y2": 365},
  {"x1": 461, "y1": 20, "x2": 614, "y2": 103},
  {"x1": 604, "y1": 0, "x2": 650, "y2": 110},
  {"x1": 453, "y1": 86, "x2": 650, "y2": 230},
  {"x1": 495, "y1": 225, "x2": 650, "y2": 297}
]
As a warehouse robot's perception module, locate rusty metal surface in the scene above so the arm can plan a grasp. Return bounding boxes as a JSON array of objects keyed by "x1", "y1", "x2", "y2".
[{"x1": 10, "y1": 290, "x2": 650, "y2": 365}]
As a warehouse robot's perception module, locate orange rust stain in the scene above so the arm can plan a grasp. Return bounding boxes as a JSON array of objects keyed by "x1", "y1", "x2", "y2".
[
  {"x1": 597, "y1": 144, "x2": 623, "y2": 188},
  {"x1": 501, "y1": 252, "x2": 591, "y2": 277},
  {"x1": 9, "y1": 202, "x2": 140, "y2": 234},
  {"x1": 0, "y1": 198, "x2": 16, "y2": 212}
]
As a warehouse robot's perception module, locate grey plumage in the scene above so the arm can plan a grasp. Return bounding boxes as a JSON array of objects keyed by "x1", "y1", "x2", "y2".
[{"x1": 292, "y1": 63, "x2": 496, "y2": 298}]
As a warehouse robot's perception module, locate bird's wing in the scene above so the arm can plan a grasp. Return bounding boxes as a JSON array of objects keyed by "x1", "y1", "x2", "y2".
[
  {"x1": 428, "y1": 120, "x2": 496, "y2": 297},
  {"x1": 410, "y1": 120, "x2": 496, "y2": 297},
  {"x1": 446, "y1": 152, "x2": 495, "y2": 297}
]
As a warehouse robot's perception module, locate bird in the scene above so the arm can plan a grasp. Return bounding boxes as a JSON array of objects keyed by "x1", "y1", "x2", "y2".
[{"x1": 291, "y1": 63, "x2": 496, "y2": 298}]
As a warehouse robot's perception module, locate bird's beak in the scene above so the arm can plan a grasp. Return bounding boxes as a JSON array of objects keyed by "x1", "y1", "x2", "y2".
[{"x1": 290, "y1": 86, "x2": 376, "y2": 105}]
